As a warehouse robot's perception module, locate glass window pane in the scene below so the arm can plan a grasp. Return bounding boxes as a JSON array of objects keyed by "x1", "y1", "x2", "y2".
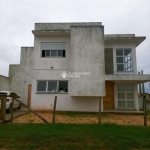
[
  {"x1": 45, "y1": 50, "x2": 50, "y2": 57},
  {"x1": 63, "y1": 50, "x2": 65, "y2": 57},
  {"x1": 124, "y1": 63, "x2": 132, "y2": 71},
  {"x1": 118, "y1": 101, "x2": 126, "y2": 108},
  {"x1": 51, "y1": 50, "x2": 57, "y2": 57},
  {"x1": 37, "y1": 81, "x2": 46, "y2": 91},
  {"x1": 42, "y1": 50, "x2": 45, "y2": 57},
  {"x1": 59, "y1": 81, "x2": 68, "y2": 92},
  {"x1": 124, "y1": 57, "x2": 132, "y2": 63},
  {"x1": 118, "y1": 93, "x2": 125, "y2": 99},
  {"x1": 127, "y1": 101, "x2": 134, "y2": 108},
  {"x1": 48, "y1": 81, "x2": 57, "y2": 92},
  {"x1": 124, "y1": 49, "x2": 131, "y2": 57},
  {"x1": 117, "y1": 84, "x2": 125, "y2": 92},
  {"x1": 126, "y1": 93, "x2": 134, "y2": 99},
  {"x1": 116, "y1": 49, "x2": 123, "y2": 56},
  {"x1": 117, "y1": 64, "x2": 124, "y2": 71},
  {"x1": 117, "y1": 57, "x2": 124, "y2": 63},
  {"x1": 126, "y1": 84, "x2": 134, "y2": 92},
  {"x1": 58, "y1": 50, "x2": 63, "y2": 57}
]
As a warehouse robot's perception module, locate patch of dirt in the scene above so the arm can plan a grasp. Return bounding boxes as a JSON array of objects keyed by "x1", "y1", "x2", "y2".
[{"x1": 13, "y1": 111, "x2": 150, "y2": 126}]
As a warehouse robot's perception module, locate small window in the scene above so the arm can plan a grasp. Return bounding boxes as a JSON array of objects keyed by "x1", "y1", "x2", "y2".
[
  {"x1": 41, "y1": 43, "x2": 66, "y2": 58},
  {"x1": 48, "y1": 81, "x2": 57, "y2": 92},
  {"x1": 37, "y1": 81, "x2": 47, "y2": 92},
  {"x1": 37, "y1": 80, "x2": 68, "y2": 93},
  {"x1": 45, "y1": 50, "x2": 50, "y2": 57},
  {"x1": 59, "y1": 81, "x2": 68, "y2": 92}
]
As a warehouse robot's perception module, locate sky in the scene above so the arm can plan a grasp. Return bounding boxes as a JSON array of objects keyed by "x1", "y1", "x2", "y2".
[{"x1": 0, "y1": 0, "x2": 150, "y2": 92}]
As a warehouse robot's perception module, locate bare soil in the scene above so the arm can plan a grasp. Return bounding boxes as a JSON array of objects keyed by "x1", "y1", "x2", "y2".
[{"x1": 13, "y1": 111, "x2": 150, "y2": 126}]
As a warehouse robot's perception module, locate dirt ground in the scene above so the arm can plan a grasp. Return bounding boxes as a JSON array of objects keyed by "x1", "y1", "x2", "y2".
[{"x1": 13, "y1": 111, "x2": 150, "y2": 126}]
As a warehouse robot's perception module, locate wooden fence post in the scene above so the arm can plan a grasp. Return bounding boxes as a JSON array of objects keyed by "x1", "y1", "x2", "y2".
[
  {"x1": 141, "y1": 70, "x2": 147, "y2": 126},
  {"x1": 27, "y1": 84, "x2": 32, "y2": 108},
  {"x1": 10, "y1": 95, "x2": 15, "y2": 122},
  {"x1": 0, "y1": 96, "x2": 2, "y2": 120},
  {"x1": 98, "y1": 97, "x2": 101, "y2": 124},
  {"x1": 52, "y1": 96, "x2": 57, "y2": 124},
  {"x1": 144, "y1": 96, "x2": 147, "y2": 126},
  {"x1": 2, "y1": 96, "x2": 6, "y2": 121}
]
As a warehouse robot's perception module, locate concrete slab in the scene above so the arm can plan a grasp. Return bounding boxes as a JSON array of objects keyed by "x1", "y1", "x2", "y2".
[{"x1": 0, "y1": 107, "x2": 29, "y2": 122}]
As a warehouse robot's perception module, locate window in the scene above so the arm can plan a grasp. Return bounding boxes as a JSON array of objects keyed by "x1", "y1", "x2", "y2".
[
  {"x1": 117, "y1": 83, "x2": 134, "y2": 109},
  {"x1": 41, "y1": 43, "x2": 66, "y2": 57},
  {"x1": 37, "y1": 80, "x2": 68, "y2": 93},
  {"x1": 116, "y1": 49, "x2": 132, "y2": 71}
]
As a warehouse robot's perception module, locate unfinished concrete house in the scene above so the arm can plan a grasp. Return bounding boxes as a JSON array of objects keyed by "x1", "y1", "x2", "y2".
[{"x1": 0, "y1": 22, "x2": 150, "y2": 112}]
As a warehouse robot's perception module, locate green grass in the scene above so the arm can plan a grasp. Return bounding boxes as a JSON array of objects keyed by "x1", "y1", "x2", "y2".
[{"x1": 0, "y1": 124, "x2": 150, "y2": 150}]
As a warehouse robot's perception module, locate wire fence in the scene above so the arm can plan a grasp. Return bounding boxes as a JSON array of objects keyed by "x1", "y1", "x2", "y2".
[{"x1": 0, "y1": 95, "x2": 150, "y2": 126}]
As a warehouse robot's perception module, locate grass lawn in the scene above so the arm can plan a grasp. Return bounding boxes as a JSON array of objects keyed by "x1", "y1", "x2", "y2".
[{"x1": 0, "y1": 124, "x2": 150, "y2": 150}]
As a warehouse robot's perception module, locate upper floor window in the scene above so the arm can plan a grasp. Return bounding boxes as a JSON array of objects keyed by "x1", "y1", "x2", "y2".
[
  {"x1": 116, "y1": 49, "x2": 132, "y2": 72},
  {"x1": 41, "y1": 43, "x2": 66, "y2": 57}
]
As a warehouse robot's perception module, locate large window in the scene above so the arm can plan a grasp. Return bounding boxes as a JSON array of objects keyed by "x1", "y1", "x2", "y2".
[
  {"x1": 37, "y1": 80, "x2": 68, "y2": 93},
  {"x1": 116, "y1": 49, "x2": 132, "y2": 71},
  {"x1": 117, "y1": 83, "x2": 135, "y2": 109},
  {"x1": 41, "y1": 43, "x2": 66, "y2": 57}
]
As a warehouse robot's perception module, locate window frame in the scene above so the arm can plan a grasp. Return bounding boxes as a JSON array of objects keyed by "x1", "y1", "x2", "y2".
[
  {"x1": 36, "y1": 80, "x2": 69, "y2": 94},
  {"x1": 117, "y1": 83, "x2": 135, "y2": 109},
  {"x1": 115, "y1": 48, "x2": 133, "y2": 72},
  {"x1": 41, "y1": 42, "x2": 66, "y2": 58}
]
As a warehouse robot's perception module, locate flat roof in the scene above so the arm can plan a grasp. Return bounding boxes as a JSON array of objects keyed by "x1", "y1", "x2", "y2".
[{"x1": 104, "y1": 34, "x2": 146, "y2": 47}]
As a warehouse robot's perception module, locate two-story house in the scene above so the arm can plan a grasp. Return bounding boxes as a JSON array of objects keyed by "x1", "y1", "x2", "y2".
[{"x1": 1, "y1": 22, "x2": 150, "y2": 112}]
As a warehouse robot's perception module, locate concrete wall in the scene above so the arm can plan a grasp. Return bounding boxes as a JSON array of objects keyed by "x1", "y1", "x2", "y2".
[
  {"x1": 70, "y1": 26, "x2": 105, "y2": 96},
  {"x1": 9, "y1": 47, "x2": 33, "y2": 104},
  {"x1": 35, "y1": 22, "x2": 102, "y2": 30},
  {"x1": 0, "y1": 75, "x2": 10, "y2": 91},
  {"x1": 105, "y1": 48, "x2": 113, "y2": 74},
  {"x1": 31, "y1": 33, "x2": 102, "y2": 111}
]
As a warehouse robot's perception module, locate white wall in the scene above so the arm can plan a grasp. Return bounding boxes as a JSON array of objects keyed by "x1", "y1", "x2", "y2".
[{"x1": 31, "y1": 34, "x2": 102, "y2": 112}]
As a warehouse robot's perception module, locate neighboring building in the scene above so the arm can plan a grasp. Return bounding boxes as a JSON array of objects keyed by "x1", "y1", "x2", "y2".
[{"x1": 0, "y1": 22, "x2": 150, "y2": 112}]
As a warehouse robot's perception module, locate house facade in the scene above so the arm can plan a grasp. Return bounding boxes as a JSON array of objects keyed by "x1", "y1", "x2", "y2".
[{"x1": 1, "y1": 22, "x2": 150, "y2": 112}]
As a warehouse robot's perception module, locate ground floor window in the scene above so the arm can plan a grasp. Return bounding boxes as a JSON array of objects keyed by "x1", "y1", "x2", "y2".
[
  {"x1": 37, "y1": 80, "x2": 68, "y2": 93},
  {"x1": 117, "y1": 83, "x2": 135, "y2": 109}
]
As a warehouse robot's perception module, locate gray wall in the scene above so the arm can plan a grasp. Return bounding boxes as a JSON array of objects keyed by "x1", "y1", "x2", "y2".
[
  {"x1": 105, "y1": 48, "x2": 113, "y2": 74},
  {"x1": 70, "y1": 26, "x2": 105, "y2": 96},
  {"x1": 0, "y1": 75, "x2": 10, "y2": 91}
]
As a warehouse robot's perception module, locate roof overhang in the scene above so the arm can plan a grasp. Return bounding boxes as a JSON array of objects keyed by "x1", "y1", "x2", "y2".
[
  {"x1": 105, "y1": 74, "x2": 150, "y2": 83},
  {"x1": 104, "y1": 34, "x2": 146, "y2": 47}
]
